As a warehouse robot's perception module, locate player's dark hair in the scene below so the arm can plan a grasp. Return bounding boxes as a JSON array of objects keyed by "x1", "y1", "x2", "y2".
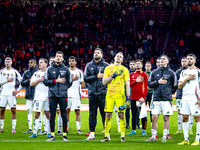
[
  {"x1": 161, "y1": 54, "x2": 170, "y2": 62},
  {"x1": 145, "y1": 61, "x2": 151, "y2": 65},
  {"x1": 94, "y1": 48, "x2": 103, "y2": 54},
  {"x1": 69, "y1": 56, "x2": 77, "y2": 62},
  {"x1": 56, "y1": 51, "x2": 64, "y2": 57},
  {"x1": 135, "y1": 59, "x2": 143, "y2": 65},
  {"x1": 39, "y1": 58, "x2": 48, "y2": 64},
  {"x1": 29, "y1": 59, "x2": 36, "y2": 64},
  {"x1": 130, "y1": 60, "x2": 135, "y2": 64},
  {"x1": 187, "y1": 53, "x2": 196, "y2": 60},
  {"x1": 156, "y1": 57, "x2": 161, "y2": 61}
]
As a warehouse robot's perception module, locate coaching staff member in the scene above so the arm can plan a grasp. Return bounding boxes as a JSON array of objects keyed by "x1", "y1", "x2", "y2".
[
  {"x1": 43, "y1": 51, "x2": 72, "y2": 141},
  {"x1": 84, "y1": 48, "x2": 109, "y2": 140}
]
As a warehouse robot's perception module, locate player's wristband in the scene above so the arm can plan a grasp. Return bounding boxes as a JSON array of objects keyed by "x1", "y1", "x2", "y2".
[{"x1": 126, "y1": 96, "x2": 130, "y2": 101}]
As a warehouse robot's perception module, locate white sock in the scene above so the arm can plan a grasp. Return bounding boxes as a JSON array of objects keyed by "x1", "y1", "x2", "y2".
[
  {"x1": 195, "y1": 122, "x2": 200, "y2": 142},
  {"x1": 76, "y1": 121, "x2": 81, "y2": 131},
  {"x1": 183, "y1": 122, "x2": 189, "y2": 141},
  {"x1": 90, "y1": 132, "x2": 95, "y2": 137},
  {"x1": 178, "y1": 114, "x2": 182, "y2": 131},
  {"x1": 67, "y1": 122, "x2": 69, "y2": 131},
  {"x1": 38, "y1": 114, "x2": 42, "y2": 130},
  {"x1": 28, "y1": 109, "x2": 33, "y2": 130},
  {"x1": 152, "y1": 129, "x2": 157, "y2": 139},
  {"x1": 188, "y1": 115, "x2": 193, "y2": 131},
  {"x1": 0, "y1": 119, "x2": 4, "y2": 129},
  {"x1": 43, "y1": 114, "x2": 47, "y2": 131},
  {"x1": 116, "y1": 112, "x2": 120, "y2": 129},
  {"x1": 163, "y1": 129, "x2": 168, "y2": 139},
  {"x1": 57, "y1": 114, "x2": 62, "y2": 131},
  {"x1": 46, "y1": 118, "x2": 50, "y2": 134},
  {"x1": 12, "y1": 119, "x2": 16, "y2": 130},
  {"x1": 33, "y1": 119, "x2": 39, "y2": 135}
]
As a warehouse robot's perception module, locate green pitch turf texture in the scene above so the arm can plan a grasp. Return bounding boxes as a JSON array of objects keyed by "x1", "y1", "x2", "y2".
[{"x1": 0, "y1": 98, "x2": 197, "y2": 150}]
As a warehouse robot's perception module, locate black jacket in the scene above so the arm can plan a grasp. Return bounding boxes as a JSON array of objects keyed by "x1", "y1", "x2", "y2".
[
  {"x1": 21, "y1": 66, "x2": 38, "y2": 99},
  {"x1": 43, "y1": 62, "x2": 72, "y2": 98},
  {"x1": 175, "y1": 66, "x2": 187, "y2": 99},
  {"x1": 84, "y1": 58, "x2": 109, "y2": 96},
  {"x1": 148, "y1": 66, "x2": 178, "y2": 101}
]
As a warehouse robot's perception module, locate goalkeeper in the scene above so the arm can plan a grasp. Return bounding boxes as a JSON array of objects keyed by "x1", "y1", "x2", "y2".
[
  {"x1": 101, "y1": 52, "x2": 130, "y2": 143},
  {"x1": 128, "y1": 59, "x2": 149, "y2": 136}
]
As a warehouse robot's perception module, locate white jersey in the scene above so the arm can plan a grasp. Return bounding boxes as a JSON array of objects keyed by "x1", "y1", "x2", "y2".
[
  {"x1": 0, "y1": 68, "x2": 22, "y2": 96},
  {"x1": 68, "y1": 68, "x2": 84, "y2": 99},
  {"x1": 179, "y1": 67, "x2": 200, "y2": 101},
  {"x1": 31, "y1": 70, "x2": 48, "y2": 101}
]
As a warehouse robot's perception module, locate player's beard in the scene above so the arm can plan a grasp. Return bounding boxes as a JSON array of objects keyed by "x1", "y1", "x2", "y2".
[
  {"x1": 187, "y1": 62, "x2": 193, "y2": 66},
  {"x1": 94, "y1": 56, "x2": 101, "y2": 61}
]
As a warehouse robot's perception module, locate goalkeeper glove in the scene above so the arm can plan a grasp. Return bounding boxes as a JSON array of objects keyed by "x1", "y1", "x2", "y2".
[
  {"x1": 111, "y1": 71, "x2": 118, "y2": 79},
  {"x1": 125, "y1": 96, "x2": 131, "y2": 109},
  {"x1": 118, "y1": 96, "x2": 131, "y2": 110}
]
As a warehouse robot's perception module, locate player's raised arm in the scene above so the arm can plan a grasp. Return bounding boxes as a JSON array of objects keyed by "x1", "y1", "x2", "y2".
[
  {"x1": 171, "y1": 70, "x2": 178, "y2": 94},
  {"x1": 102, "y1": 66, "x2": 112, "y2": 85},
  {"x1": 0, "y1": 73, "x2": 14, "y2": 85},
  {"x1": 21, "y1": 70, "x2": 31, "y2": 87},
  {"x1": 147, "y1": 70, "x2": 159, "y2": 88},
  {"x1": 66, "y1": 68, "x2": 73, "y2": 88},
  {"x1": 43, "y1": 67, "x2": 56, "y2": 86},
  {"x1": 15, "y1": 70, "x2": 23, "y2": 92},
  {"x1": 84, "y1": 63, "x2": 99, "y2": 83},
  {"x1": 30, "y1": 72, "x2": 43, "y2": 87}
]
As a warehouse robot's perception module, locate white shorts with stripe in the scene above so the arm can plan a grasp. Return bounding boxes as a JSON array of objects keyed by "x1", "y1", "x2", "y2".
[{"x1": 151, "y1": 101, "x2": 173, "y2": 115}]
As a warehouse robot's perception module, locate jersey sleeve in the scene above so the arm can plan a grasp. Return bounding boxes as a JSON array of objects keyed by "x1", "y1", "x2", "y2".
[
  {"x1": 179, "y1": 71, "x2": 184, "y2": 82},
  {"x1": 79, "y1": 70, "x2": 84, "y2": 82},
  {"x1": 15, "y1": 70, "x2": 22, "y2": 83},
  {"x1": 124, "y1": 68, "x2": 130, "y2": 81},
  {"x1": 31, "y1": 72, "x2": 37, "y2": 82},
  {"x1": 103, "y1": 66, "x2": 109, "y2": 78}
]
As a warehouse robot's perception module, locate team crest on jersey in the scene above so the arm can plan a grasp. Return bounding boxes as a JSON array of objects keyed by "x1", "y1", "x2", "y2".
[
  {"x1": 36, "y1": 107, "x2": 39, "y2": 110},
  {"x1": 11, "y1": 73, "x2": 13, "y2": 76},
  {"x1": 3, "y1": 73, "x2": 6, "y2": 76},
  {"x1": 184, "y1": 73, "x2": 187, "y2": 77},
  {"x1": 37, "y1": 75, "x2": 40, "y2": 78}
]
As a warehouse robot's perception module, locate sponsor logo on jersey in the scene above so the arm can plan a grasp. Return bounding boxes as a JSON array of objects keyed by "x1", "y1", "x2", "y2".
[
  {"x1": 157, "y1": 74, "x2": 159, "y2": 76},
  {"x1": 36, "y1": 107, "x2": 39, "y2": 110},
  {"x1": 11, "y1": 73, "x2": 13, "y2": 76},
  {"x1": 184, "y1": 73, "x2": 187, "y2": 77},
  {"x1": 3, "y1": 73, "x2": 6, "y2": 76},
  {"x1": 37, "y1": 75, "x2": 40, "y2": 78}
]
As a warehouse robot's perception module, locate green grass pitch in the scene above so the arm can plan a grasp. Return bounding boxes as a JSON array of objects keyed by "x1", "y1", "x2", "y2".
[{"x1": 0, "y1": 98, "x2": 197, "y2": 150}]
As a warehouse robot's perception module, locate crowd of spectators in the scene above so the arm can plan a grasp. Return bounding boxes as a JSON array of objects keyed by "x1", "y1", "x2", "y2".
[{"x1": 0, "y1": 0, "x2": 200, "y2": 74}]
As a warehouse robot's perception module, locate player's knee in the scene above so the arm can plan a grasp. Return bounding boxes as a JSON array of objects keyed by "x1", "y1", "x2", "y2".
[
  {"x1": 11, "y1": 108, "x2": 16, "y2": 114},
  {"x1": 152, "y1": 116, "x2": 158, "y2": 122},
  {"x1": 194, "y1": 116, "x2": 200, "y2": 122},
  {"x1": 75, "y1": 110, "x2": 80, "y2": 115},
  {"x1": 182, "y1": 116, "x2": 189, "y2": 122},
  {"x1": 163, "y1": 117, "x2": 169, "y2": 122},
  {"x1": 89, "y1": 112, "x2": 96, "y2": 118},
  {"x1": 118, "y1": 113, "x2": 124, "y2": 119},
  {"x1": 35, "y1": 112, "x2": 40, "y2": 119}
]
